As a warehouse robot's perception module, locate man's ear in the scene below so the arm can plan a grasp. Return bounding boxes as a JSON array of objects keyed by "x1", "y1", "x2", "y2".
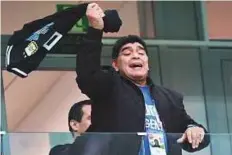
[
  {"x1": 112, "y1": 59, "x2": 119, "y2": 71},
  {"x1": 69, "y1": 120, "x2": 80, "y2": 132}
]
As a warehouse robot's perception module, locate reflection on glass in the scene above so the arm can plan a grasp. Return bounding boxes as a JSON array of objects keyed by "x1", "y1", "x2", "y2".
[
  {"x1": 2, "y1": 70, "x2": 88, "y2": 132},
  {"x1": 206, "y1": 1, "x2": 232, "y2": 39},
  {"x1": 101, "y1": 1, "x2": 155, "y2": 38},
  {"x1": 102, "y1": 1, "x2": 141, "y2": 38},
  {"x1": 1, "y1": 1, "x2": 141, "y2": 38}
]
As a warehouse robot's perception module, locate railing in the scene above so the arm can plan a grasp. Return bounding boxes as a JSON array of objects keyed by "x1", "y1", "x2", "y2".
[
  {"x1": 1, "y1": 132, "x2": 232, "y2": 155},
  {"x1": 102, "y1": 38, "x2": 232, "y2": 48}
]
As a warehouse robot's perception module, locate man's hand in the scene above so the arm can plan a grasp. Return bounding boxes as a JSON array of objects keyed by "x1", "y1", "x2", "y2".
[
  {"x1": 177, "y1": 126, "x2": 205, "y2": 149},
  {"x1": 86, "y1": 3, "x2": 105, "y2": 30}
]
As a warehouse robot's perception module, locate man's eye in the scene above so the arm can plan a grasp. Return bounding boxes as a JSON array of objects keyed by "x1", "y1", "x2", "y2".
[{"x1": 122, "y1": 52, "x2": 131, "y2": 56}]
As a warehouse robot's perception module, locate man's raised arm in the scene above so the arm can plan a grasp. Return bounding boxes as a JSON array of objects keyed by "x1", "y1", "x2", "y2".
[{"x1": 76, "y1": 3, "x2": 113, "y2": 101}]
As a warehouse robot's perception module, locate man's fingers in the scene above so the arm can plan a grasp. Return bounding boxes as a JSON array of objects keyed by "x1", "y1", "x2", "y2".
[
  {"x1": 188, "y1": 127, "x2": 205, "y2": 149},
  {"x1": 86, "y1": 2, "x2": 104, "y2": 30},
  {"x1": 179, "y1": 127, "x2": 206, "y2": 149},
  {"x1": 194, "y1": 135, "x2": 201, "y2": 148},
  {"x1": 89, "y1": 3, "x2": 101, "y2": 12},
  {"x1": 87, "y1": 3, "x2": 104, "y2": 18},
  {"x1": 177, "y1": 133, "x2": 186, "y2": 143},
  {"x1": 191, "y1": 131, "x2": 198, "y2": 148},
  {"x1": 194, "y1": 130, "x2": 205, "y2": 148},
  {"x1": 99, "y1": 12, "x2": 105, "y2": 18},
  {"x1": 97, "y1": 7, "x2": 105, "y2": 18},
  {"x1": 96, "y1": 6, "x2": 101, "y2": 11},
  {"x1": 87, "y1": 3, "x2": 99, "y2": 13},
  {"x1": 186, "y1": 129, "x2": 192, "y2": 144},
  {"x1": 88, "y1": 3, "x2": 97, "y2": 8},
  {"x1": 200, "y1": 132, "x2": 205, "y2": 142}
]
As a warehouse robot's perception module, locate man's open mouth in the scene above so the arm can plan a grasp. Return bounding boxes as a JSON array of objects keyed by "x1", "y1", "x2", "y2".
[{"x1": 129, "y1": 63, "x2": 143, "y2": 69}]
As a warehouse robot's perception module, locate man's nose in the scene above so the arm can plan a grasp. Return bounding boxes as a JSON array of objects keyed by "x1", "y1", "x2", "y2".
[{"x1": 131, "y1": 51, "x2": 140, "y2": 59}]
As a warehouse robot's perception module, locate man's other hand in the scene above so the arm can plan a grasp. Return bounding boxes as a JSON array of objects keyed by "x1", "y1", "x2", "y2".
[
  {"x1": 177, "y1": 126, "x2": 205, "y2": 149},
  {"x1": 86, "y1": 3, "x2": 105, "y2": 30}
]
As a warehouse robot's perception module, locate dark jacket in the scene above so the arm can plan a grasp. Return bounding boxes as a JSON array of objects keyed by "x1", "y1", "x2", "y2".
[
  {"x1": 75, "y1": 27, "x2": 210, "y2": 155},
  {"x1": 48, "y1": 134, "x2": 116, "y2": 155},
  {"x1": 49, "y1": 144, "x2": 71, "y2": 155}
]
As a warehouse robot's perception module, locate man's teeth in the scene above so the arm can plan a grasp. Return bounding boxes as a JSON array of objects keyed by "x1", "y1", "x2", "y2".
[
  {"x1": 131, "y1": 64, "x2": 142, "y2": 67},
  {"x1": 131, "y1": 65, "x2": 142, "y2": 69}
]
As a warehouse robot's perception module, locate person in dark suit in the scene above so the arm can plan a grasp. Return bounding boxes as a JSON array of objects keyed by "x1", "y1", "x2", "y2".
[
  {"x1": 49, "y1": 100, "x2": 92, "y2": 155},
  {"x1": 74, "y1": 3, "x2": 210, "y2": 155}
]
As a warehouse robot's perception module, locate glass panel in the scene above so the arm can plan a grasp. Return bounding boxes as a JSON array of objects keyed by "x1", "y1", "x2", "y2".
[
  {"x1": 3, "y1": 132, "x2": 232, "y2": 155},
  {"x1": 1, "y1": 1, "x2": 142, "y2": 38},
  {"x1": 101, "y1": 1, "x2": 141, "y2": 38},
  {"x1": 2, "y1": 70, "x2": 88, "y2": 132},
  {"x1": 153, "y1": 1, "x2": 201, "y2": 40},
  {"x1": 137, "y1": 1, "x2": 156, "y2": 38},
  {"x1": 206, "y1": 1, "x2": 232, "y2": 40},
  {"x1": 159, "y1": 48, "x2": 208, "y2": 127}
]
